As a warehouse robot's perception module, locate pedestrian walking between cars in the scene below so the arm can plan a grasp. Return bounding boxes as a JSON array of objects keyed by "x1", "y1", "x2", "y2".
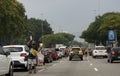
[{"x1": 27, "y1": 40, "x2": 38, "y2": 74}]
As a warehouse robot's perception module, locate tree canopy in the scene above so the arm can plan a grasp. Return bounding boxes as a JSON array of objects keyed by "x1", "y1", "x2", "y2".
[
  {"x1": 40, "y1": 32, "x2": 75, "y2": 47},
  {"x1": 80, "y1": 12, "x2": 120, "y2": 46},
  {"x1": 0, "y1": 0, "x2": 25, "y2": 45}
]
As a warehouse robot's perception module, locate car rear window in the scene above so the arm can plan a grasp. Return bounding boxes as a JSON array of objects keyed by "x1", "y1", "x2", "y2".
[
  {"x1": 112, "y1": 48, "x2": 120, "y2": 52},
  {"x1": 72, "y1": 48, "x2": 80, "y2": 51},
  {"x1": 96, "y1": 47, "x2": 106, "y2": 50},
  {"x1": 3, "y1": 47, "x2": 23, "y2": 52}
]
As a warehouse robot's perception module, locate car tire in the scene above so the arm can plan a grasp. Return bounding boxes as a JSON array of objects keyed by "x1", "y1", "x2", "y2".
[
  {"x1": 92, "y1": 56, "x2": 96, "y2": 58},
  {"x1": 107, "y1": 59, "x2": 110, "y2": 62},
  {"x1": 5, "y1": 64, "x2": 13, "y2": 76},
  {"x1": 81, "y1": 57, "x2": 83, "y2": 61},
  {"x1": 69, "y1": 57, "x2": 72, "y2": 61},
  {"x1": 24, "y1": 65, "x2": 29, "y2": 71},
  {"x1": 110, "y1": 58, "x2": 113, "y2": 63}
]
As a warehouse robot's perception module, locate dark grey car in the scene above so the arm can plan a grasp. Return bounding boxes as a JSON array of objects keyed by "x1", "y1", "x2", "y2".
[{"x1": 107, "y1": 47, "x2": 120, "y2": 63}]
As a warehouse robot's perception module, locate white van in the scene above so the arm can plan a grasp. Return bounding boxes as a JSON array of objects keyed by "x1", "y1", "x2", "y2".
[{"x1": 0, "y1": 46, "x2": 13, "y2": 76}]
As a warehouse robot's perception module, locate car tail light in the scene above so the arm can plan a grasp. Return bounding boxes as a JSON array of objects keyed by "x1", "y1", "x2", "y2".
[
  {"x1": 111, "y1": 51, "x2": 115, "y2": 55},
  {"x1": 20, "y1": 53, "x2": 27, "y2": 57}
]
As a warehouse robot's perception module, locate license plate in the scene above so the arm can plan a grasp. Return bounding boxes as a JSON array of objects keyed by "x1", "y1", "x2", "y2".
[{"x1": 118, "y1": 56, "x2": 120, "y2": 58}]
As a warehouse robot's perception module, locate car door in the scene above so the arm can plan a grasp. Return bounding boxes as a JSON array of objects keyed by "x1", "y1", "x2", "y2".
[{"x1": 0, "y1": 46, "x2": 8, "y2": 74}]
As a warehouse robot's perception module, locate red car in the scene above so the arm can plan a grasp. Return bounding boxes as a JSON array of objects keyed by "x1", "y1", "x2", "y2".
[{"x1": 48, "y1": 48, "x2": 58, "y2": 60}]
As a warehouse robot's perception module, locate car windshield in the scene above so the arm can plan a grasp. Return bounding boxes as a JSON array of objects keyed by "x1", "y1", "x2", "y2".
[
  {"x1": 72, "y1": 48, "x2": 80, "y2": 51},
  {"x1": 112, "y1": 48, "x2": 120, "y2": 52},
  {"x1": 3, "y1": 47, "x2": 23, "y2": 52},
  {"x1": 96, "y1": 47, "x2": 106, "y2": 50}
]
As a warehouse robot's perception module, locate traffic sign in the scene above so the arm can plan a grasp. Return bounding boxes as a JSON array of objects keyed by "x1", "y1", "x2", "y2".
[{"x1": 108, "y1": 30, "x2": 115, "y2": 41}]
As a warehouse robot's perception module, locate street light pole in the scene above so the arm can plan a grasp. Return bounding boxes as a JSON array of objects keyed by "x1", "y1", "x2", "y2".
[{"x1": 41, "y1": 13, "x2": 44, "y2": 43}]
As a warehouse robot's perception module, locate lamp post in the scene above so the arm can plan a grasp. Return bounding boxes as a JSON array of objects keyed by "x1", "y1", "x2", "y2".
[{"x1": 41, "y1": 13, "x2": 44, "y2": 44}]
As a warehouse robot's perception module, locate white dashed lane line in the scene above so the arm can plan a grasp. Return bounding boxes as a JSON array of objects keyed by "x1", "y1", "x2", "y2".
[
  {"x1": 90, "y1": 63, "x2": 93, "y2": 66},
  {"x1": 94, "y1": 68, "x2": 98, "y2": 72},
  {"x1": 88, "y1": 60, "x2": 99, "y2": 72}
]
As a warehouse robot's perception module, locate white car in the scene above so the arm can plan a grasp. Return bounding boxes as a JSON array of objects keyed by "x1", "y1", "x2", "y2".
[
  {"x1": 3, "y1": 45, "x2": 29, "y2": 70},
  {"x1": 0, "y1": 46, "x2": 14, "y2": 76},
  {"x1": 92, "y1": 46, "x2": 108, "y2": 58}
]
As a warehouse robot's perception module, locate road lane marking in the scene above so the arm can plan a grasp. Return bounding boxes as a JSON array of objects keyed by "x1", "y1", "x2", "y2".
[
  {"x1": 38, "y1": 68, "x2": 46, "y2": 72},
  {"x1": 90, "y1": 63, "x2": 93, "y2": 66},
  {"x1": 94, "y1": 68, "x2": 98, "y2": 71}
]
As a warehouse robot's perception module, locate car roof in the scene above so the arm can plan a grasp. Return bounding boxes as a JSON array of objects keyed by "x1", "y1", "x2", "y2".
[
  {"x1": 3, "y1": 45, "x2": 27, "y2": 47},
  {"x1": 72, "y1": 47, "x2": 81, "y2": 48}
]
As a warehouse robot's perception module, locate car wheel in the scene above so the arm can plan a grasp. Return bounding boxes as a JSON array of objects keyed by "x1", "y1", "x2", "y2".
[
  {"x1": 47, "y1": 59, "x2": 50, "y2": 63},
  {"x1": 69, "y1": 57, "x2": 72, "y2": 61},
  {"x1": 107, "y1": 59, "x2": 110, "y2": 62},
  {"x1": 92, "y1": 56, "x2": 96, "y2": 58},
  {"x1": 24, "y1": 64, "x2": 29, "y2": 71},
  {"x1": 81, "y1": 57, "x2": 83, "y2": 61},
  {"x1": 110, "y1": 58, "x2": 113, "y2": 63},
  {"x1": 5, "y1": 64, "x2": 13, "y2": 76}
]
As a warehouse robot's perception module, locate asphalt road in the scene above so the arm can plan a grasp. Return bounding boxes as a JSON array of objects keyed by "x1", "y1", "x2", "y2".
[{"x1": 14, "y1": 56, "x2": 120, "y2": 76}]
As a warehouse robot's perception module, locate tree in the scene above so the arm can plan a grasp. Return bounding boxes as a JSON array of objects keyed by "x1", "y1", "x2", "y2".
[
  {"x1": 25, "y1": 18, "x2": 53, "y2": 43},
  {"x1": 39, "y1": 32, "x2": 75, "y2": 47},
  {"x1": 55, "y1": 33, "x2": 75, "y2": 41},
  {"x1": 80, "y1": 12, "x2": 120, "y2": 45},
  {"x1": 0, "y1": 0, "x2": 25, "y2": 45}
]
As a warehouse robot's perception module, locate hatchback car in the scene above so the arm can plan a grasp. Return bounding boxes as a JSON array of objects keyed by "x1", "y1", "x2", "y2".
[
  {"x1": 0, "y1": 46, "x2": 14, "y2": 76},
  {"x1": 107, "y1": 47, "x2": 120, "y2": 63},
  {"x1": 92, "y1": 46, "x2": 107, "y2": 58},
  {"x1": 3, "y1": 45, "x2": 29, "y2": 70}
]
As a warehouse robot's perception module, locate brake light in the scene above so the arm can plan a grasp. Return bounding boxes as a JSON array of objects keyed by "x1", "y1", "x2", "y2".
[
  {"x1": 20, "y1": 53, "x2": 27, "y2": 57},
  {"x1": 111, "y1": 51, "x2": 115, "y2": 55}
]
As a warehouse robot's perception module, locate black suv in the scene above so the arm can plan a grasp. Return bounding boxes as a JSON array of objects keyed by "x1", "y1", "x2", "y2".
[
  {"x1": 107, "y1": 47, "x2": 120, "y2": 63},
  {"x1": 69, "y1": 47, "x2": 83, "y2": 61},
  {"x1": 41, "y1": 49, "x2": 53, "y2": 63}
]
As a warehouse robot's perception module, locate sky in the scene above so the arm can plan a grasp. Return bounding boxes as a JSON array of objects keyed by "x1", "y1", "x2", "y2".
[{"x1": 17, "y1": 0, "x2": 120, "y2": 41}]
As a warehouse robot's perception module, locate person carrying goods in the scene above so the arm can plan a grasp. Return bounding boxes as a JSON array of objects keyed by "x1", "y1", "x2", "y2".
[
  {"x1": 84, "y1": 48, "x2": 89, "y2": 59},
  {"x1": 27, "y1": 40, "x2": 38, "y2": 74},
  {"x1": 37, "y1": 43, "x2": 44, "y2": 66}
]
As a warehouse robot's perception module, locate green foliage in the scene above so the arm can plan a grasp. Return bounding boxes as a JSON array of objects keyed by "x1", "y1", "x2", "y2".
[
  {"x1": 55, "y1": 33, "x2": 75, "y2": 41},
  {"x1": 25, "y1": 18, "x2": 53, "y2": 43},
  {"x1": 39, "y1": 32, "x2": 75, "y2": 47},
  {"x1": 0, "y1": 0, "x2": 25, "y2": 45},
  {"x1": 80, "y1": 12, "x2": 120, "y2": 45}
]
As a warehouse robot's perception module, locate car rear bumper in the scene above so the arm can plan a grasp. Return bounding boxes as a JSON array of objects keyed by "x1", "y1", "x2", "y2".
[
  {"x1": 13, "y1": 61, "x2": 27, "y2": 68},
  {"x1": 111, "y1": 56, "x2": 120, "y2": 60},
  {"x1": 93, "y1": 53, "x2": 108, "y2": 57}
]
